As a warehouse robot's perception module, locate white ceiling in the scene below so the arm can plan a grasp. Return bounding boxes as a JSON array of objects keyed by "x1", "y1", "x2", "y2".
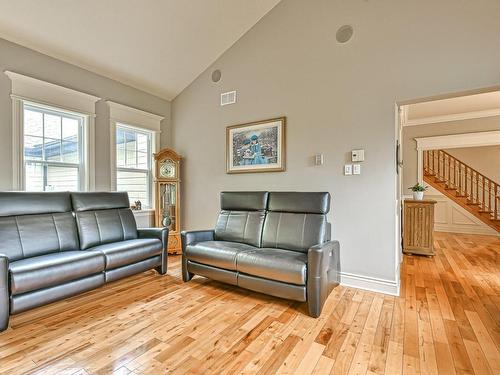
[
  {"x1": 407, "y1": 91, "x2": 500, "y2": 121},
  {"x1": 0, "y1": 0, "x2": 281, "y2": 100}
]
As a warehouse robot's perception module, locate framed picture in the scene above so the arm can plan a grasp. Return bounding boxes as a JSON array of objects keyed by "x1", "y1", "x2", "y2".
[{"x1": 226, "y1": 117, "x2": 286, "y2": 174}]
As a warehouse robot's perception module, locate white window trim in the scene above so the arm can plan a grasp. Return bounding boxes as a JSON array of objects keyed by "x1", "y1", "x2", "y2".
[
  {"x1": 5, "y1": 71, "x2": 100, "y2": 191},
  {"x1": 108, "y1": 101, "x2": 163, "y2": 208},
  {"x1": 414, "y1": 130, "x2": 500, "y2": 183}
]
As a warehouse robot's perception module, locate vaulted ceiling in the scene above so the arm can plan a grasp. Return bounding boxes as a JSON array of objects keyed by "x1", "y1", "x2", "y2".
[{"x1": 0, "y1": 0, "x2": 281, "y2": 100}]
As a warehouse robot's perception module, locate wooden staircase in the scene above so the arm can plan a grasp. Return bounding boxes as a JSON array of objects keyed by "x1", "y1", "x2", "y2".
[{"x1": 423, "y1": 149, "x2": 500, "y2": 233}]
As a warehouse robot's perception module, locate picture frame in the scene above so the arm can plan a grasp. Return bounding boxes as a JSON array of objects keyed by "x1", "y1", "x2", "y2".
[{"x1": 226, "y1": 117, "x2": 286, "y2": 174}]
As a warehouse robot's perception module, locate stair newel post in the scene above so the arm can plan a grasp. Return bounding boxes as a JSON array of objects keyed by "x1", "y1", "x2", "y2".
[
  {"x1": 465, "y1": 166, "x2": 469, "y2": 200},
  {"x1": 444, "y1": 155, "x2": 451, "y2": 188},
  {"x1": 438, "y1": 150, "x2": 442, "y2": 180},
  {"x1": 475, "y1": 171, "x2": 478, "y2": 204},
  {"x1": 488, "y1": 179, "x2": 491, "y2": 213},
  {"x1": 431, "y1": 150, "x2": 435, "y2": 174},
  {"x1": 496, "y1": 185, "x2": 499, "y2": 220}
]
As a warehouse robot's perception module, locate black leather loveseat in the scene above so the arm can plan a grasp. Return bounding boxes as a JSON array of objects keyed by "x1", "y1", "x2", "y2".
[
  {"x1": 0, "y1": 191, "x2": 168, "y2": 332},
  {"x1": 181, "y1": 191, "x2": 340, "y2": 317}
]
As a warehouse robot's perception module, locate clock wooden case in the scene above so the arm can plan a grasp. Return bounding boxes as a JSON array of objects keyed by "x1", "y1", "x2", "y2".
[{"x1": 154, "y1": 148, "x2": 182, "y2": 254}]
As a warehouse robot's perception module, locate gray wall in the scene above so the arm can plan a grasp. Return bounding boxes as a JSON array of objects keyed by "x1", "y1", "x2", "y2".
[
  {"x1": 402, "y1": 116, "x2": 500, "y2": 189},
  {"x1": 0, "y1": 37, "x2": 171, "y2": 191},
  {"x1": 171, "y1": 0, "x2": 500, "y2": 283}
]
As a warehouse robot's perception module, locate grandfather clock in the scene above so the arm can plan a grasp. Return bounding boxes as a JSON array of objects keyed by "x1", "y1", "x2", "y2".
[{"x1": 154, "y1": 148, "x2": 181, "y2": 254}]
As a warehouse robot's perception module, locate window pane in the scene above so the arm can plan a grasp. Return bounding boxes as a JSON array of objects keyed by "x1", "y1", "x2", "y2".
[
  {"x1": 46, "y1": 165, "x2": 79, "y2": 191},
  {"x1": 62, "y1": 117, "x2": 79, "y2": 142},
  {"x1": 24, "y1": 110, "x2": 43, "y2": 136},
  {"x1": 137, "y1": 133, "x2": 148, "y2": 153},
  {"x1": 24, "y1": 136, "x2": 44, "y2": 160},
  {"x1": 117, "y1": 170, "x2": 149, "y2": 207},
  {"x1": 62, "y1": 141, "x2": 79, "y2": 163},
  {"x1": 25, "y1": 162, "x2": 44, "y2": 191},
  {"x1": 44, "y1": 114, "x2": 62, "y2": 139},
  {"x1": 44, "y1": 138, "x2": 62, "y2": 162},
  {"x1": 125, "y1": 131, "x2": 137, "y2": 168},
  {"x1": 137, "y1": 151, "x2": 148, "y2": 169}
]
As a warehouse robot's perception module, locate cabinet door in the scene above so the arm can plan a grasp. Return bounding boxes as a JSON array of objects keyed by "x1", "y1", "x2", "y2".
[{"x1": 403, "y1": 202, "x2": 434, "y2": 255}]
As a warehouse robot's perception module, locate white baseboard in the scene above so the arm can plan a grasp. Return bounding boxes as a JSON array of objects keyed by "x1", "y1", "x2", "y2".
[{"x1": 340, "y1": 272, "x2": 400, "y2": 296}]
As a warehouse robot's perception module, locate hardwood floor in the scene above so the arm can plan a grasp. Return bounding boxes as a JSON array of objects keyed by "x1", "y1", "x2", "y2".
[{"x1": 0, "y1": 231, "x2": 498, "y2": 374}]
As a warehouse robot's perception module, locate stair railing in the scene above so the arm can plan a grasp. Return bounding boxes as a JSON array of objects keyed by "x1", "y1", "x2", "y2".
[{"x1": 423, "y1": 149, "x2": 499, "y2": 220}]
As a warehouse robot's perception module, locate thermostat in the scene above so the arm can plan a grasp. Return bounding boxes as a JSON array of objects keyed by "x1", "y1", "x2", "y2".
[{"x1": 352, "y1": 149, "x2": 365, "y2": 162}]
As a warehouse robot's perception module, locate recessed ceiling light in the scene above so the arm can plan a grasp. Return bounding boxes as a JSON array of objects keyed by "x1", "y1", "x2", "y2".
[
  {"x1": 336, "y1": 25, "x2": 354, "y2": 43},
  {"x1": 211, "y1": 69, "x2": 222, "y2": 83}
]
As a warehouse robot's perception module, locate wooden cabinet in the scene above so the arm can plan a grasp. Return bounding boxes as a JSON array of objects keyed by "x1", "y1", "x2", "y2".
[
  {"x1": 154, "y1": 149, "x2": 182, "y2": 254},
  {"x1": 403, "y1": 199, "x2": 437, "y2": 256}
]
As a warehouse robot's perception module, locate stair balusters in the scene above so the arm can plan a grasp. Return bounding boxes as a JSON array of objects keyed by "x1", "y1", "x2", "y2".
[{"x1": 422, "y1": 149, "x2": 500, "y2": 228}]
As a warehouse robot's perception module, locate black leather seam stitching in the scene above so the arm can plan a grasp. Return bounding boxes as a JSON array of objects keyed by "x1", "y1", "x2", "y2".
[
  {"x1": 118, "y1": 209, "x2": 126, "y2": 241},
  {"x1": 275, "y1": 212, "x2": 282, "y2": 248},
  {"x1": 242, "y1": 212, "x2": 249, "y2": 243},
  {"x1": 301, "y1": 214, "x2": 307, "y2": 250},
  {"x1": 94, "y1": 212, "x2": 102, "y2": 244},
  {"x1": 14, "y1": 216, "x2": 24, "y2": 258},
  {"x1": 52, "y1": 214, "x2": 62, "y2": 251}
]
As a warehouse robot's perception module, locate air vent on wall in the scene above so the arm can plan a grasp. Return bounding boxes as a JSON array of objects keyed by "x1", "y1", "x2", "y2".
[{"x1": 221, "y1": 90, "x2": 237, "y2": 106}]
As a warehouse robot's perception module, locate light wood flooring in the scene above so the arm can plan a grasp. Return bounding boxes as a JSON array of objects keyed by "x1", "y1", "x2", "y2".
[{"x1": 0, "y1": 231, "x2": 498, "y2": 374}]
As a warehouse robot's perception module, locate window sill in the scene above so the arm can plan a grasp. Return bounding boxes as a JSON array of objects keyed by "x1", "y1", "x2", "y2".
[{"x1": 132, "y1": 209, "x2": 155, "y2": 217}]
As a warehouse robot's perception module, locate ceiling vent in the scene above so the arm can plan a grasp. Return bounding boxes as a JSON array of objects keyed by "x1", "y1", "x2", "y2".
[{"x1": 221, "y1": 90, "x2": 237, "y2": 106}]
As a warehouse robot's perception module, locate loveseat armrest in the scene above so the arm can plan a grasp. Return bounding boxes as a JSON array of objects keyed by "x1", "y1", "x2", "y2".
[
  {"x1": 180, "y1": 230, "x2": 215, "y2": 282},
  {"x1": 138, "y1": 227, "x2": 169, "y2": 275},
  {"x1": 307, "y1": 240, "x2": 340, "y2": 317},
  {"x1": 0, "y1": 254, "x2": 9, "y2": 331},
  {"x1": 181, "y1": 230, "x2": 215, "y2": 250}
]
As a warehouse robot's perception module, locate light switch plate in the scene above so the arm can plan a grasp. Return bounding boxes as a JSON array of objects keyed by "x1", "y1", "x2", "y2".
[
  {"x1": 353, "y1": 164, "x2": 361, "y2": 175},
  {"x1": 352, "y1": 149, "x2": 365, "y2": 162},
  {"x1": 314, "y1": 154, "x2": 324, "y2": 166},
  {"x1": 344, "y1": 164, "x2": 352, "y2": 175}
]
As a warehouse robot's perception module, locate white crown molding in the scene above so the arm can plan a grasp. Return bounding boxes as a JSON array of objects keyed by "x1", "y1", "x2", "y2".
[
  {"x1": 405, "y1": 108, "x2": 500, "y2": 127},
  {"x1": 415, "y1": 130, "x2": 500, "y2": 151},
  {"x1": 4, "y1": 71, "x2": 100, "y2": 115},
  {"x1": 107, "y1": 101, "x2": 164, "y2": 132},
  {"x1": 340, "y1": 272, "x2": 399, "y2": 296}
]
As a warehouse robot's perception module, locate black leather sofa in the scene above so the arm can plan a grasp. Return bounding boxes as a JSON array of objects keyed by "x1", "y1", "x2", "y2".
[
  {"x1": 181, "y1": 191, "x2": 340, "y2": 317},
  {"x1": 0, "y1": 191, "x2": 168, "y2": 332}
]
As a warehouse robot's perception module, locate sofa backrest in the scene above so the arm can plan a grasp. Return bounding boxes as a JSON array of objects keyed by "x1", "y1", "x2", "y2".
[
  {"x1": 0, "y1": 192, "x2": 79, "y2": 261},
  {"x1": 261, "y1": 192, "x2": 330, "y2": 253},
  {"x1": 72, "y1": 192, "x2": 137, "y2": 250},
  {"x1": 214, "y1": 191, "x2": 268, "y2": 247}
]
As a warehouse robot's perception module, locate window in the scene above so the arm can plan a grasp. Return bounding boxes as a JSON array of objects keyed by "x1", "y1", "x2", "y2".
[
  {"x1": 116, "y1": 124, "x2": 152, "y2": 207},
  {"x1": 23, "y1": 103, "x2": 85, "y2": 191}
]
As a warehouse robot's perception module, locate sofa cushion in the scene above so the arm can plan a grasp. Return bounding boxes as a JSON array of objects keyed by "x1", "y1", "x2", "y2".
[
  {"x1": 236, "y1": 248, "x2": 307, "y2": 285},
  {"x1": 9, "y1": 251, "x2": 105, "y2": 295},
  {"x1": 185, "y1": 241, "x2": 256, "y2": 270},
  {"x1": 72, "y1": 192, "x2": 138, "y2": 250},
  {"x1": 0, "y1": 212, "x2": 80, "y2": 262},
  {"x1": 87, "y1": 238, "x2": 162, "y2": 270}
]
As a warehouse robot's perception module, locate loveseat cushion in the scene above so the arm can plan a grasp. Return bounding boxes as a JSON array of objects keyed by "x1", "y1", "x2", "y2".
[
  {"x1": 185, "y1": 241, "x2": 256, "y2": 270},
  {"x1": 87, "y1": 238, "x2": 162, "y2": 270},
  {"x1": 9, "y1": 251, "x2": 105, "y2": 295},
  {"x1": 236, "y1": 248, "x2": 307, "y2": 285}
]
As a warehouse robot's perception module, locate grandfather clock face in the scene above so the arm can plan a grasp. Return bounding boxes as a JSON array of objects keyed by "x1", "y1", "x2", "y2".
[{"x1": 159, "y1": 159, "x2": 176, "y2": 178}]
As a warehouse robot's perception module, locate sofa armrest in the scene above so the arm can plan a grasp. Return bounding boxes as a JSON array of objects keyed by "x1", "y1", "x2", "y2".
[
  {"x1": 138, "y1": 228, "x2": 169, "y2": 275},
  {"x1": 307, "y1": 240, "x2": 340, "y2": 317},
  {"x1": 180, "y1": 230, "x2": 214, "y2": 282},
  {"x1": 0, "y1": 254, "x2": 9, "y2": 331},
  {"x1": 181, "y1": 230, "x2": 215, "y2": 250}
]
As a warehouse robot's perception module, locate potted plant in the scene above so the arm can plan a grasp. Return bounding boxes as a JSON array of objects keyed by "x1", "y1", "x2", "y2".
[{"x1": 409, "y1": 183, "x2": 427, "y2": 200}]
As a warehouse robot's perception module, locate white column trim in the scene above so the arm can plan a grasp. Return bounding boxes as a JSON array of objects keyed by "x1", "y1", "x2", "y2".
[{"x1": 11, "y1": 98, "x2": 23, "y2": 190}]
